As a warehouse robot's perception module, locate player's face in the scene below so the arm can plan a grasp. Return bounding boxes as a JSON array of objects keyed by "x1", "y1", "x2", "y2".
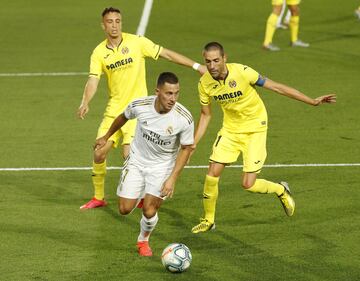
[
  {"x1": 102, "y1": 12, "x2": 122, "y2": 38},
  {"x1": 203, "y1": 49, "x2": 227, "y2": 80},
  {"x1": 155, "y1": 82, "x2": 180, "y2": 113}
]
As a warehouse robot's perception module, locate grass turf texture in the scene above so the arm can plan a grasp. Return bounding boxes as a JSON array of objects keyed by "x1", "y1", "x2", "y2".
[{"x1": 1, "y1": 0, "x2": 359, "y2": 280}]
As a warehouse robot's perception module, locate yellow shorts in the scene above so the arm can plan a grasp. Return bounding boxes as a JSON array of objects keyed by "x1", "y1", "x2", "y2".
[
  {"x1": 272, "y1": 0, "x2": 300, "y2": 5},
  {"x1": 209, "y1": 129, "x2": 267, "y2": 173},
  {"x1": 96, "y1": 116, "x2": 136, "y2": 148}
]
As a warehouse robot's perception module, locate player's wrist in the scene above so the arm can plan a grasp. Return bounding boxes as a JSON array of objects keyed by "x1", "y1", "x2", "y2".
[{"x1": 192, "y1": 63, "x2": 200, "y2": 71}]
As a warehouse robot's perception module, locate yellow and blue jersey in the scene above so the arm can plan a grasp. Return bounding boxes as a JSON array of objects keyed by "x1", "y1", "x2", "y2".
[{"x1": 198, "y1": 63, "x2": 267, "y2": 133}]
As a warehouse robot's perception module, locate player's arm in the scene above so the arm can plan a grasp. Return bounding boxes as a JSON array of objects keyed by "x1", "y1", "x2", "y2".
[
  {"x1": 194, "y1": 104, "x2": 212, "y2": 146},
  {"x1": 159, "y1": 48, "x2": 207, "y2": 75},
  {"x1": 77, "y1": 76, "x2": 100, "y2": 119},
  {"x1": 262, "y1": 78, "x2": 337, "y2": 106},
  {"x1": 94, "y1": 113, "x2": 129, "y2": 151},
  {"x1": 160, "y1": 144, "x2": 194, "y2": 198}
]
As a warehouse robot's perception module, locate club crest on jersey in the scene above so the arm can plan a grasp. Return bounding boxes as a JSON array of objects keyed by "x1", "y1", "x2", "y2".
[
  {"x1": 228, "y1": 80, "x2": 237, "y2": 88},
  {"x1": 121, "y1": 47, "x2": 129, "y2": 54},
  {"x1": 166, "y1": 126, "x2": 173, "y2": 135}
]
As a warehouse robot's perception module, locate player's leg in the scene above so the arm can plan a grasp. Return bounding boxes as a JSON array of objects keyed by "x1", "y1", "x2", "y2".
[
  {"x1": 192, "y1": 130, "x2": 239, "y2": 233},
  {"x1": 136, "y1": 167, "x2": 171, "y2": 256},
  {"x1": 120, "y1": 119, "x2": 136, "y2": 159},
  {"x1": 80, "y1": 116, "x2": 123, "y2": 209},
  {"x1": 263, "y1": 0, "x2": 283, "y2": 51},
  {"x1": 117, "y1": 161, "x2": 145, "y2": 214},
  {"x1": 204, "y1": 164, "x2": 224, "y2": 224},
  {"x1": 241, "y1": 131, "x2": 295, "y2": 216},
  {"x1": 136, "y1": 194, "x2": 163, "y2": 257},
  {"x1": 80, "y1": 139, "x2": 114, "y2": 210},
  {"x1": 288, "y1": 0, "x2": 309, "y2": 47}
]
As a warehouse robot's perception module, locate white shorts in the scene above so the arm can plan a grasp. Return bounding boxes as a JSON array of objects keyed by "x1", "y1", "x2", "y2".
[{"x1": 116, "y1": 161, "x2": 173, "y2": 200}]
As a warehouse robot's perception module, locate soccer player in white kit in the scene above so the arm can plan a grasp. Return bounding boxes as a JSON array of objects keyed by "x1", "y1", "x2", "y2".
[{"x1": 94, "y1": 72, "x2": 194, "y2": 256}]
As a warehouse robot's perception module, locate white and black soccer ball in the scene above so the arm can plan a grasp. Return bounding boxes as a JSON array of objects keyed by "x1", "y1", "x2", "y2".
[{"x1": 161, "y1": 243, "x2": 192, "y2": 273}]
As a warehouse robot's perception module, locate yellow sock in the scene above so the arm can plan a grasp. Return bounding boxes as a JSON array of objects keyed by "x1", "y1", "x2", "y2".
[
  {"x1": 263, "y1": 13, "x2": 279, "y2": 46},
  {"x1": 203, "y1": 175, "x2": 219, "y2": 224},
  {"x1": 289, "y1": 15, "x2": 299, "y2": 43},
  {"x1": 246, "y1": 179, "x2": 284, "y2": 196},
  {"x1": 92, "y1": 161, "x2": 106, "y2": 200}
]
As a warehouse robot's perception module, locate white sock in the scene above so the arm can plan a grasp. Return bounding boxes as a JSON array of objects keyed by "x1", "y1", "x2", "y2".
[{"x1": 137, "y1": 213, "x2": 159, "y2": 242}]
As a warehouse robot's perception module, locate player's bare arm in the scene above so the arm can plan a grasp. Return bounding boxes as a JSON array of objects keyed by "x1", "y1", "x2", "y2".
[
  {"x1": 159, "y1": 48, "x2": 207, "y2": 75},
  {"x1": 194, "y1": 104, "x2": 212, "y2": 146},
  {"x1": 94, "y1": 113, "x2": 129, "y2": 151},
  {"x1": 160, "y1": 145, "x2": 194, "y2": 198},
  {"x1": 187, "y1": 104, "x2": 212, "y2": 164},
  {"x1": 263, "y1": 78, "x2": 336, "y2": 106},
  {"x1": 77, "y1": 76, "x2": 100, "y2": 119}
]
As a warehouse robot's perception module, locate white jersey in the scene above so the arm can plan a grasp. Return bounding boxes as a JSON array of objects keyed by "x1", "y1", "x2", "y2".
[{"x1": 124, "y1": 96, "x2": 194, "y2": 167}]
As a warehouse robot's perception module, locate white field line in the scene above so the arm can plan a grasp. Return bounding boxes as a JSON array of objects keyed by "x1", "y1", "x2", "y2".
[
  {"x1": 1, "y1": 163, "x2": 360, "y2": 172},
  {"x1": 136, "y1": 0, "x2": 153, "y2": 36}
]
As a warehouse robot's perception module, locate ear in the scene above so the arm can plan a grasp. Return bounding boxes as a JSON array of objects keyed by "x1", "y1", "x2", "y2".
[
  {"x1": 101, "y1": 22, "x2": 105, "y2": 31},
  {"x1": 155, "y1": 88, "x2": 160, "y2": 96},
  {"x1": 223, "y1": 53, "x2": 228, "y2": 62}
]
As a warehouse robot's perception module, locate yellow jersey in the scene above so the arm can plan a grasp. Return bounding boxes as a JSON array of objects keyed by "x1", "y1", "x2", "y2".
[
  {"x1": 198, "y1": 63, "x2": 267, "y2": 133},
  {"x1": 89, "y1": 32, "x2": 163, "y2": 117}
]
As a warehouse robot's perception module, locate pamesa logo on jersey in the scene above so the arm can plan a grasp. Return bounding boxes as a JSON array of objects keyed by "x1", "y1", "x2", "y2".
[
  {"x1": 213, "y1": 90, "x2": 243, "y2": 102},
  {"x1": 106, "y1": 57, "x2": 133, "y2": 70}
]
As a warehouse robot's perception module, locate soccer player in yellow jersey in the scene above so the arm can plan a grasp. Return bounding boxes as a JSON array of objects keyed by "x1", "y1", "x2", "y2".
[
  {"x1": 191, "y1": 42, "x2": 336, "y2": 233},
  {"x1": 263, "y1": 0, "x2": 309, "y2": 51},
  {"x1": 77, "y1": 7, "x2": 205, "y2": 210}
]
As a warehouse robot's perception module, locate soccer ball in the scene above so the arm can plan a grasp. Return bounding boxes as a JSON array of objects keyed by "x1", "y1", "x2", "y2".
[{"x1": 161, "y1": 243, "x2": 192, "y2": 273}]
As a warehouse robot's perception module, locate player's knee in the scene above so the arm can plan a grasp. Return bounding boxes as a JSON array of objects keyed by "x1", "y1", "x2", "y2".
[
  {"x1": 289, "y1": 5, "x2": 299, "y2": 16},
  {"x1": 118, "y1": 204, "x2": 132, "y2": 215},
  {"x1": 142, "y1": 208, "x2": 157, "y2": 219},
  {"x1": 272, "y1": 5, "x2": 282, "y2": 15}
]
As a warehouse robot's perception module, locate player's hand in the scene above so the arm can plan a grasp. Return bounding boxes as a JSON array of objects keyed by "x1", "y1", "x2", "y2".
[
  {"x1": 77, "y1": 104, "x2": 89, "y2": 119},
  {"x1": 160, "y1": 178, "x2": 175, "y2": 198},
  {"x1": 94, "y1": 137, "x2": 107, "y2": 151},
  {"x1": 313, "y1": 94, "x2": 337, "y2": 106}
]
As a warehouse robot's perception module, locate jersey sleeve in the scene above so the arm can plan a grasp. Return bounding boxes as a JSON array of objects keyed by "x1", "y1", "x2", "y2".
[
  {"x1": 243, "y1": 65, "x2": 261, "y2": 85},
  {"x1": 198, "y1": 81, "x2": 211, "y2": 105},
  {"x1": 89, "y1": 50, "x2": 102, "y2": 79},
  {"x1": 139, "y1": 36, "x2": 163, "y2": 60},
  {"x1": 180, "y1": 121, "x2": 194, "y2": 146},
  {"x1": 123, "y1": 101, "x2": 137, "y2": 120}
]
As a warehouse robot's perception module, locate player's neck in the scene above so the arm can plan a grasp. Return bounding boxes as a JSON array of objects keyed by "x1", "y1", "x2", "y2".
[
  {"x1": 154, "y1": 99, "x2": 170, "y2": 114},
  {"x1": 219, "y1": 66, "x2": 229, "y2": 80},
  {"x1": 106, "y1": 35, "x2": 122, "y2": 49}
]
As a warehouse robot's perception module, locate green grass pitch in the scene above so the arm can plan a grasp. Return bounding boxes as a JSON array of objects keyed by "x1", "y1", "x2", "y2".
[{"x1": 1, "y1": 0, "x2": 360, "y2": 280}]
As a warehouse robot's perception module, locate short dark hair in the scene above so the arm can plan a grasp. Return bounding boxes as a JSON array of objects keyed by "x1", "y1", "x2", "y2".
[
  {"x1": 157, "y1": 72, "x2": 179, "y2": 87},
  {"x1": 203, "y1": 42, "x2": 225, "y2": 56},
  {"x1": 102, "y1": 7, "x2": 121, "y2": 17}
]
